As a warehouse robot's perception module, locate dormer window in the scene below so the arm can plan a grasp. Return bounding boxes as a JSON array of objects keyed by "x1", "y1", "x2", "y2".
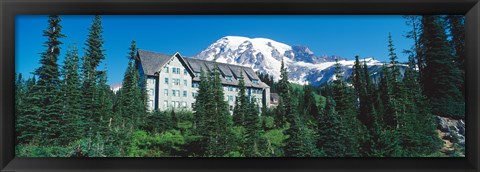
[
  {"x1": 226, "y1": 76, "x2": 233, "y2": 82},
  {"x1": 252, "y1": 79, "x2": 259, "y2": 85},
  {"x1": 195, "y1": 72, "x2": 201, "y2": 77}
]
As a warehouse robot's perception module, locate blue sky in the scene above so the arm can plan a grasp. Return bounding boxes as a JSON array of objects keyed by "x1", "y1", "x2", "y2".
[{"x1": 16, "y1": 15, "x2": 414, "y2": 85}]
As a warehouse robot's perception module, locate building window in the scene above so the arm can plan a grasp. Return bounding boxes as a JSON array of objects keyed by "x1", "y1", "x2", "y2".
[
  {"x1": 252, "y1": 79, "x2": 259, "y2": 85},
  {"x1": 226, "y1": 76, "x2": 232, "y2": 82},
  {"x1": 164, "y1": 66, "x2": 169, "y2": 73},
  {"x1": 164, "y1": 78, "x2": 168, "y2": 84},
  {"x1": 192, "y1": 82, "x2": 199, "y2": 88},
  {"x1": 172, "y1": 67, "x2": 180, "y2": 74},
  {"x1": 229, "y1": 105, "x2": 233, "y2": 111},
  {"x1": 172, "y1": 78, "x2": 180, "y2": 85},
  {"x1": 149, "y1": 89, "x2": 154, "y2": 96},
  {"x1": 228, "y1": 95, "x2": 233, "y2": 102},
  {"x1": 173, "y1": 90, "x2": 180, "y2": 97},
  {"x1": 164, "y1": 89, "x2": 168, "y2": 96},
  {"x1": 192, "y1": 92, "x2": 198, "y2": 98},
  {"x1": 184, "y1": 80, "x2": 187, "y2": 86},
  {"x1": 182, "y1": 102, "x2": 187, "y2": 108},
  {"x1": 176, "y1": 101, "x2": 180, "y2": 107},
  {"x1": 163, "y1": 100, "x2": 168, "y2": 107},
  {"x1": 227, "y1": 86, "x2": 234, "y2": 92},
  {"x1": 184, "y1": 69, "x2": 188, "y2": 75},
  {"x1": 171, "y1": 101, "x2": 175, "y2": 108},
  {"x1": 149, "y1": 100, "x2": 153, "y2": 109},
  {"x1": 183, "y1": 91, "x2": 187, "y2": 97}
]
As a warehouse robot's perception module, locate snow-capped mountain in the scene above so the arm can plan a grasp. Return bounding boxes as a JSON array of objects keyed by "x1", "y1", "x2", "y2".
[
  {"x1": 192, "y1": 36, "x2": 385, "y2": 86},
  {"x1": 110, "y1": 82, "x2": 122, "y2": 93}
]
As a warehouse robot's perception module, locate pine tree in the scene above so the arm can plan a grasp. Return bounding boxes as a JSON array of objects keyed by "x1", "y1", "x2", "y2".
[
  {"x1": 32, "y1": 15, "x2": 65, "y2": 145},
  {"x1": 59, "y1": 44, "x2": 84, "y2": 143},
  {"x1": 398, "y1": 56, "x2": 442, "y2": 156},
  {"x1": 279, "y1": 60, "x2": 319, "y2": 157},
  {"x1": 274, "y1": 60, "x2": 288, "y2": 128},
  {"x1": 16, "y1": 77, "x2": 41, "y2": 144},
  {"x1": 317, "y1": 96, "x2": 347, "y2": 157},
  {"x1": 446, "y1": 15, "x2": 465, "y2": 97},
  {"x1": 332, "y1": 59, "x2": 364, "y2": 156},
  {"x1": 301, "y1": 85, "x2": 319, "y2": 124},
  {"x1": 353, "y1": 55, "x2": 372, "y2": 128},
  {"x1": 81, "y1": 15, "x2": 106, "y2": 137},
  {"x1": 15, "y1": 73, "x2": 26, "y2": 144},
  {"x1": 419, "y1": 15, "x2": 464, "y2": 119},
  {"x1": 233, "y1": 72, "x2": 248, "y2": 126},
  {"x1": 192, "y1": 69, "x2": 211, "y2": 155},
  {"x1": 117, "y1": 40, "x2": 146, "y2": 131},
  {"x1": 204, "y1": 63, "x2": 234, "y2": 156},
  {"x1": 243, "y1": 97, "x2": 262, "y2": 157}
]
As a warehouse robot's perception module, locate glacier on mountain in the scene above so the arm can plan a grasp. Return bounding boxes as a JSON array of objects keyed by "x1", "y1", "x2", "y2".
[{"x1": 191, "y1": 36, "x2": 389, "y2": 86}]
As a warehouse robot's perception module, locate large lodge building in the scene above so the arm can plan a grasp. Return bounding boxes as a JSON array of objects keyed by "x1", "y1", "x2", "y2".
[{"x1": 137, "y1": 50, "x2": 271, "y2": 113}]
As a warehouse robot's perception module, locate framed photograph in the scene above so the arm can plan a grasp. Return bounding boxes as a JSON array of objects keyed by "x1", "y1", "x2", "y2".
[{"x1": 1, "y1": 0, "x2": 479, "y2": 171}]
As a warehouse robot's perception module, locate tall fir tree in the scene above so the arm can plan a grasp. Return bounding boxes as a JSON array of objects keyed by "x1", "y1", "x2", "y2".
[
  {"x1": 243, "y1": 97, "x2": 262, "y2": 157},
  {"x1": 59, "y1": 44, "x2": 84, "y2": 143},
  {"x1": 204, "y1": 63, "x2": 234, "y2": 156},
  {"x1": 81, "y1": 15, "x2": 106, "y2": 137},
  {"x1": 301, "y1": 85, "x2": 320, "y2": 125},
  {"x1": 16, "y1": 77, "x2": 41, "y2": 144},
  {"x1": 279, "y1": 60, "x2": 319, "y2": 157},
  {"x1": 446, "y1": 15, "x2": 465, "y2": 97},
  {"x1": 192, "y1": 69, "x2": 211, "y2": 155},
  {"x1": 31, "y1": 15, "x2": 65, "y2": 145},
  {"x1": 233, "y1": 72, "x2": 248, "y2": 126},
  {"x1": 332, "y1": 59, "x2": 365, "y2": 156},
  {"x1": 274, "y1": 60, "x2": 288, "y2": 128},
  {"x1": 317, "y1": 96, "x2": 347, "y2": 157},
  {"x1": 419, "y1": 15, "x2": 464, "y2": 119},
  {"x1": 117, "y1": 40, "x2": 146, "y2": 131},
  {"x1": 398, "y1": 56, "x2": 442, "y2": 156}
]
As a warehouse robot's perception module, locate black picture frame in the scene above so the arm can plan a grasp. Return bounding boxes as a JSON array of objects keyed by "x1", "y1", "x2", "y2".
[{"x1": 1, "y1": 0, "x2": 479, "y2": 171}]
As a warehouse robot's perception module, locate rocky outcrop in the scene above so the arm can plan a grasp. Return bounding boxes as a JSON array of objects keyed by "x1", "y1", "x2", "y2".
[{"x1": 436, "y1": 116, "x2": 465, "y2": 156}]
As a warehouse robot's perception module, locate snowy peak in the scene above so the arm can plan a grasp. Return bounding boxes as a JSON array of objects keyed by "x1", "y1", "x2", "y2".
[{"x1": 193, "y1": 36, "x2": 382, "y2": 86}]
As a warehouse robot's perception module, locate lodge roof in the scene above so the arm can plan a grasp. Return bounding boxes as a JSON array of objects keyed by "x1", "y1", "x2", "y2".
[{"x1": 137, "y1": 49, "x2": 269, "y2": 89}]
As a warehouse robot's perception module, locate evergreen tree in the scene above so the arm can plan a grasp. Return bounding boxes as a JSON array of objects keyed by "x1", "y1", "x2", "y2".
[
  {"x1": 81, "y1": 15, "x2": 106, "y2": 137},
  {"x1": 398, "y1": 57, "x2": 442, "y2": 156},
  {"x1": 446, "y1": 15, "x2": 465, "y2": 97},
  {"x1": 353, "y1": 55, "x2": 372, "y2": 128},
  {"x1": 31, "y1": 15, "x2": 65, "y2": 145},
  {"x1": 332, "y1": 59, "x2": 364, "y2": 156},
  {"x1": 317, "y1": 96, "x2": 346, "y2": 157},
  {"x1": 204, "y1": 63, "x2": 234, "y2": 156},
  {"x1": 279, "y1": 60, "x2": 319, "y2": 157},
  {"x1": 301, "y1": 85, "x2": 319, "y2": 124},
  {"x1": 419, "y1": 15, "x2": 464, "y2": 119},
  {"x1": 16, "y1": 77, "x2": 41, "y2": 144},
  {"x1": 117, "y1": 40, "x2": 146, "y2": 131},
  {"x1": 192, "y1": 69, "x2": 211, "y2": 155},
  {"x1": 243, "y1": 97, "x2": 262, "y2": 157},
  {"x1": 274, "y1": 60, "x2": 288, "y2": 128},
  {"x1": 59, "y1": 44, "x2": 84, "y2": 143},
  {"x1": 387, "y1": 33, "x2": 401, "y2": 81},
  {"x1": 15, "y1": 74, "x2": 26, "y2": 144},
  {"x1": 233, "y1": 72, "x2": 248, "y2": 126}
]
